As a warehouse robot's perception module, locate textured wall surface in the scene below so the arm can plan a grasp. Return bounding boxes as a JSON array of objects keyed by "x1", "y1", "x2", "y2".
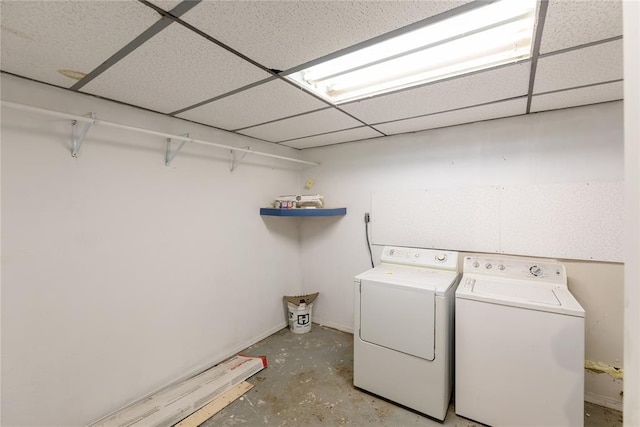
[
  {"x1": 300, "y1": 102, "x2": 624, "y2": 407},
  {"x1": 1, "y1": 74, "x2": 303, "y2": 425}
]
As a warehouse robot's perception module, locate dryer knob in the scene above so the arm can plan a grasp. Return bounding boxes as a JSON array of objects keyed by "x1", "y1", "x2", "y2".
[{"x1": 436, "y1": 254, "x2": 447, "y2": 262}]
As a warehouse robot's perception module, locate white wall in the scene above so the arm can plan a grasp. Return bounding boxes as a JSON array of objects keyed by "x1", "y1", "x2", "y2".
[
  {"x1": 0, "y1": 74, "x2": 303, "y2": 426},
  {"x1": 623, "y1": 1, "x2": 640, "y2": 423},
  {"x1": 299, "y1": 102, "x2": 625, "y2": 407},
  {"x1": 0, "y1": 70, "x2": 630, "y2": 423}
]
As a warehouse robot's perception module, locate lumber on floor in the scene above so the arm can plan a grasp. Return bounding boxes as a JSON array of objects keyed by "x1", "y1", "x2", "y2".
[
  {"x1": 201, "y1": 325, "x2": 623, "y2": 427},
  {"x1": 175, "y1": 382, "x2": 254, "y2": 427},
  {"x1": 91, "y1": 355, "x2": 265, "y2": 427}
]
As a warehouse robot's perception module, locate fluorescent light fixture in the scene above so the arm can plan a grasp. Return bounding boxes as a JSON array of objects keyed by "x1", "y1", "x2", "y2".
[{"x1": 285, "y1": 0, "x2": 537, "y2": 104}]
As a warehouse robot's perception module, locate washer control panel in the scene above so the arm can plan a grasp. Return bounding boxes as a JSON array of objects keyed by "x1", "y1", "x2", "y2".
[
  {"x1": 381, "y1": 246, "x2": 458, "y2": 270},
  {"x1": 463, "y1": 256, "x2": 566, "y2": 284}
]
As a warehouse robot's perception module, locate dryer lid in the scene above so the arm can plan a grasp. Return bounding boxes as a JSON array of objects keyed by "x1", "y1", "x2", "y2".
[{"x1": 355, "y1": 264, "x2": 459, "y2": 296}]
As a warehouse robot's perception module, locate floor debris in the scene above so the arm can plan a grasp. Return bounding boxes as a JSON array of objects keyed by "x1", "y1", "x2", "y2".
[{"x1": 201, "y1": 325, "x2": 622, "y2": 427}]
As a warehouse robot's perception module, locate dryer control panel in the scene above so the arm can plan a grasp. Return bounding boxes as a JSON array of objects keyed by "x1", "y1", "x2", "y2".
[
  {"x1": 381, "y1": 246, "x2": 458, "y2": 271},
  {"x1": 463, "y1": 256, "x2": 566, "y2": 285}
]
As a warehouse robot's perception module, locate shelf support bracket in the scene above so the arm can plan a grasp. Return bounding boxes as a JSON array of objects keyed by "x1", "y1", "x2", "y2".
[
  {"x1": 71, "y1": 113, "x2": 95, "y2": 158},
  {"x1": 165, "y1": 133, "x2": 190, "y2": 166},
  {"x1": 230, "y1": 146, "x2": 250, "y2": 172}
]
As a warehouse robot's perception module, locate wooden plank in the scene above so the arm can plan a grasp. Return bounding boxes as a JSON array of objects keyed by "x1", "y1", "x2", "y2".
[
  {"x1": 174, "y1": 381, "x2": 254, "y2": 427},
  {"x1": 91, "y1": 355, "x2": 266, "y2": 427}
]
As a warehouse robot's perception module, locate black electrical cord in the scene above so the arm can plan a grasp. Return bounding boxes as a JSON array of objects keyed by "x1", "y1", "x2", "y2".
[{"x1": 365, "y1": 215, "x2": 374, "y2": 268}]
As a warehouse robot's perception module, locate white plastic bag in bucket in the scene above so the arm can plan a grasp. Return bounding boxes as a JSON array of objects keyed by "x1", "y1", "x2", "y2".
[{"x1": 288, "y1": 302, "x2": 313, "y2": 334}]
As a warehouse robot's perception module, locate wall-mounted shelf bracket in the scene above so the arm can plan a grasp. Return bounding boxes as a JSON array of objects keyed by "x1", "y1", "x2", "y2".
[
  {"x1": 2, "y1": 101, "x2": 320, "y2": 168},
  {"x1": 230, "y1": 146, "x2": 250, "y2": 172},
  {"x1": 71, "y1": 112, "x2": 95, "y2": 158},
  {"x1": 165, "y1": 133, "x2": 190, "y2": 166}
]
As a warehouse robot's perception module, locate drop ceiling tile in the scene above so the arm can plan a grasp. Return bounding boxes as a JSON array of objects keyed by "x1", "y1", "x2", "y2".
[
  {"x1": 530, "y1": 81, "x2": 623, "y2": 113},
  {"x1": 81, "y1": 23, "x2": 270, "y2": 114},
  {"x1": 0, "y1": 1, "x2": 159, "y2": 88},
  {"x1": 540, "y1": 0, "x2": 622, "y2": 54},
  {"x1": 177, "y1": 80, "x2": 327, "y2": 130},
  {"x1": 146, "y1": 1, "x2": 183, "y2": 11},
  {"x1": 282, "y1": 127, "x2": 382, "y2": 149},
  {"x1": 534, "y1": 40, "x2": 623, "y2": 94},
  {"x1": 374, "y1": 98, "x2": 527, "y2": 135},
  {"x1": 179, "y1": 1, "x2": 471, "y2": 71},
  {"x1": 342, "y1": 63, "x2": 530, "y2": 124},
  {"x1": 238, "y1": 109, "x2": 362, "y2": 142}
]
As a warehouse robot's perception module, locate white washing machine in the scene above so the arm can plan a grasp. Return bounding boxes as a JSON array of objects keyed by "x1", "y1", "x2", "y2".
[
  {"x1": 354, "y1": 246, "x2": 460, "y2": 420},
  {"x1": 455, "y1": 255, "x2": 585, "y2": 427}
]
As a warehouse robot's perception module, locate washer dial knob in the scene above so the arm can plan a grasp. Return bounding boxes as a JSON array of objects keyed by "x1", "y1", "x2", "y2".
[
  {"x1": 472, "y1": 261, "x2": 480, "y2": 268},
  {"x1": 435, "y1": 254, "x2": 447, "y2": 262},
  {"x1": 530, "y1": 265, "x2": 543, "y2": 276}
]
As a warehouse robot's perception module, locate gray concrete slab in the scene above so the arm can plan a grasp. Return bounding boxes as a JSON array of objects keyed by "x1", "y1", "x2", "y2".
[{"x1": 201, "y1": 325, "x2": 622, "y2": 426}]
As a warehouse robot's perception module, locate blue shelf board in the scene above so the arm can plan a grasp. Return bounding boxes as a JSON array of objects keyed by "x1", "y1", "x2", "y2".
[{"x1": 260, "y1": 207, "x2": 347, "y2": 217}]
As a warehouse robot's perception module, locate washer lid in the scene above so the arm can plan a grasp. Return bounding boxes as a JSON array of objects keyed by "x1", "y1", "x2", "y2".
[
  {"x1": 456, "y1": 276, "x2": 585, "y2": 317},
  {"x1": 355, "y1": 264, "x2": 459, "y2": 296},
  {"x1": 473, "y1": 280, "x2": 561, "y2": 305}
]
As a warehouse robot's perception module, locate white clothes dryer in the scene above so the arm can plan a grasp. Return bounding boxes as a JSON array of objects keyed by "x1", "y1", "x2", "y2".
[
  {"x1": 455, "y1": 255, "x2": 585, "y2": 427},
  {"x1": 354, "y1": 246, "x2": 460, "y2": 420}
]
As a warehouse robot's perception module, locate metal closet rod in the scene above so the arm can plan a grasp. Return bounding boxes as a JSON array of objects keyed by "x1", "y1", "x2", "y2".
[{"x1": 0, "y1": 100, "x2": 319, "y2": 167}]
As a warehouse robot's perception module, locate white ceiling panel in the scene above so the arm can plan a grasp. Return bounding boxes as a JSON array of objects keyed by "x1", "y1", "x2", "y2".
[
  {"x1": 374, "y1": 98, "x2": 527, "y2": 135},
  {"x1": 540, "y1": 0, "x2": 622, "y2": 54},
  {"x1": 177, "y1": 79, "x2": 327, "y2": 131},
  {"x1": 534, "y1": 39, "x2": 623, "y2": 94},
  {"x1": 146, "y1": 1, "x2": 182, "y2": 12},
  {"x1": 531, "y1": 81, "x2": 623, "y2": 113},
  {"x1": 239, "y1": 109, "x2": 363, "y2": 142},
  {"x1": 0, "y1": 1, "x2": 159, "y2": 88},
  {"x1": 81, "y1": 23, "x2": 270, "y2": 114},
  {"x1": 342, "y1": 63, "x2": 531, "y2": 124},
  {"x1": 0, "y1": 0, "x2": 625, "y2": 149},
  {"x1": 179, "y1": 1, "x2": 471, "y2": 71},
  {"x1": 282, "y1": 127, "x2": 382, "y2": 150}
]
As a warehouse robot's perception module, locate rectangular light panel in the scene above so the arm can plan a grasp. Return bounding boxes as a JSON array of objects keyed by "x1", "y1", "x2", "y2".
[{"x1": 285, "y1": 0, "x2": 537, "y2": 104}]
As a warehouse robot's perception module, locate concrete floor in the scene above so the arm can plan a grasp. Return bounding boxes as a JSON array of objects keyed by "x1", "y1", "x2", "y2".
[{"x1": 203, "y1": 325, "x2": 622, "y2": 426}]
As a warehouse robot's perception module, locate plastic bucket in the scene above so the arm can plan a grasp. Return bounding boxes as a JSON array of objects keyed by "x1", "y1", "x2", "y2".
[{"x1": 287, "y1": 302, "x2": 313, "y2": 334}]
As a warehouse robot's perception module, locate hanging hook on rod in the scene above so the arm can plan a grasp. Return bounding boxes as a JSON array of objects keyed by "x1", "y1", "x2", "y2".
[
  {"x1": 230, "y1": 146, "x2": 250, "y2": 172},
  {"x1": 166, "y1": 133, "x2": 190, "y2": 166},
  {"x1": 71, "y1": 112, "x2": 96, "y2": 158}
]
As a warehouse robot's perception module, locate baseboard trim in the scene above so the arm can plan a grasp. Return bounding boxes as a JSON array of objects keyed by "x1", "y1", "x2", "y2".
[
  {"x1": 313, "y1": 318, "x2": 353, "y2": 334},
  {"x1": 585, "y1": 392, "x2": 623, "y2": 411}
]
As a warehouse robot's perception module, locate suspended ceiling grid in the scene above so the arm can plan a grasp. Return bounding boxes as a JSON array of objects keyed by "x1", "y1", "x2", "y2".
[{"x1": 0, "y1": 0, "x2": 624, "y2": 150}]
